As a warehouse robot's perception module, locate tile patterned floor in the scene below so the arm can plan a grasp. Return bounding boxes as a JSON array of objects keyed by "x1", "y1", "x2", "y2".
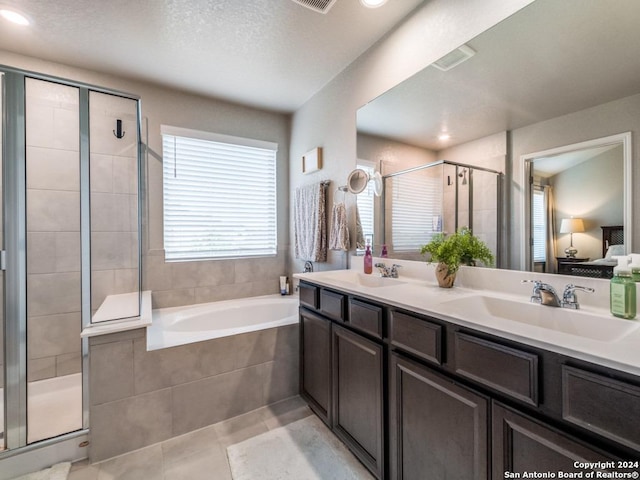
[{"x1": 68, "y1": 396, "x2": 312, "y2": 480}]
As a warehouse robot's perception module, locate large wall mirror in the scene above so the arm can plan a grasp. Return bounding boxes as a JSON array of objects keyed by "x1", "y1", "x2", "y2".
[{"x1": 356, "y1": 0, "x2": 639, "y2": 273}]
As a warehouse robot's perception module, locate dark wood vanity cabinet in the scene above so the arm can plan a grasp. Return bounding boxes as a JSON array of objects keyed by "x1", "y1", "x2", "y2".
[
  {"x1": 299, "y1": 285, "x2": 385, "y2": 479},
  {"x1": 492, "y1": 402, "x2": 617, "y2": 476},
  {"x1": 299, "y1": 307, "x2": 332, "y2": 425},
  {"x1": 333, "y1": 324, "x2": 385, "y2": 478},
  {"x1": 299, "y1": 281, "x2": 639, "y2": 480},
  {"x1": 390, "y1": 353, "x2": 489, "y2": 480}
]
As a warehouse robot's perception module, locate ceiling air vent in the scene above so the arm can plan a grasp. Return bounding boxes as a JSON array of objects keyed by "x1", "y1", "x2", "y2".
[
  {"x1": 431, "y1": 44, "x2": 476, "y2": 72},
  {"x1": 291, "y1": 0, "x2": 338, "y2": 14}
]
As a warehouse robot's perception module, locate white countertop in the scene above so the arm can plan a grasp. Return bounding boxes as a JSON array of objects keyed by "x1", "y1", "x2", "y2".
[{"x1": 294, "y1": 259, "x2": 640, "y2": 377}]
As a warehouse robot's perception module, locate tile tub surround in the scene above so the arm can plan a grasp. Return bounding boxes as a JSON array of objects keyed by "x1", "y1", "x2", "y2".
[
  {"x1": 143, "y1": 249, "x2": 288, "y2": 310},
  {"x1": 88, "y1": 322, "x2": 299, "y2": 462}
]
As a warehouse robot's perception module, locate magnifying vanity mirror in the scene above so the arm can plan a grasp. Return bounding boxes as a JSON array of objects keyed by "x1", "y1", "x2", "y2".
[
  {"x1": 347, "y1": 168, "x2": 383, "y2": 196},
  {"x1": 356, "y1": 0, "x2": 639, "y2": 273}
]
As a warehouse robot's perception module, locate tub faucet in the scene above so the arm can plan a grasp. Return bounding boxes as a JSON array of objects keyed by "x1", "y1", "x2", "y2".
[
  {"x1": 303, "y1": 261, "x2": 313, "y2": 273},
  {"x1": 522, "y1": 280, "x2": 561, "y2": 307},
  {"x1": 374, "y1": 262, "x2": 401, "y2": 278}
]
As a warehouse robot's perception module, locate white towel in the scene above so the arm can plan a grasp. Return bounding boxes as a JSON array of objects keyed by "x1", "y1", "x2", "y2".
[
  {"x1": 294, "y1": 182, "x2": 327, "y2": 262},
  {"x1": 329, "y1": 202, "x2": 349, "y2": 251}
]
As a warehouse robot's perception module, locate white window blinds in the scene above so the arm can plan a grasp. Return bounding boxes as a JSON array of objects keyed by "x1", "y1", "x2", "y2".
[
  {"x1": 391, "y1": 173, "x2": 442, "y2": 252},
  {"x1": 532, "y1": 188, "x2": 547, "y2": 262},
  {"x1": 162, "y1": 126, "x2": 277, "y2": 261}
]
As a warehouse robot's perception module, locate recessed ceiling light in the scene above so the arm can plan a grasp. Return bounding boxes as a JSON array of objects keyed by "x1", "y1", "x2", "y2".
[
  {"x1": 360, "y1": 0, "x2": 387, "y2": 8},
  {"x1": 0, "y1": 8, "x2": 30, "y2": 26},
  {"x1": 438, "y1": 133, "x2": 451, "y2": 141}
]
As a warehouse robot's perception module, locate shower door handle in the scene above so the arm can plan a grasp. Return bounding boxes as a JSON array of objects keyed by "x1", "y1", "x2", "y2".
[{"x1": 0, "y1": 250, "x2": 6, "y2": 270}]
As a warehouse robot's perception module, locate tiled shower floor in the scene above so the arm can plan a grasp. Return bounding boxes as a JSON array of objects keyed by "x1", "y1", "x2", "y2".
[
  {"x1": 68, "y1": 396, "x2": 312, "y2": 480},
  {"x1": 0, "y1": 373, "x2": 82, "y2": 449}
]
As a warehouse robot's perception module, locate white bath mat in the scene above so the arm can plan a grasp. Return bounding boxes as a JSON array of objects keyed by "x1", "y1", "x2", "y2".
[
  {"x1": 10, "y1": 462, "x2": 70, "y2": 480},
  {"x1": 226, "y1": 415, "x2": 373, "y2": 480}
]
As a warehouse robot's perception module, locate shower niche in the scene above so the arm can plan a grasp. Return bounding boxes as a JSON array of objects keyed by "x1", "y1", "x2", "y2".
[{"x1": 1, "y1": 68, "x2": 142, "y2": 455}]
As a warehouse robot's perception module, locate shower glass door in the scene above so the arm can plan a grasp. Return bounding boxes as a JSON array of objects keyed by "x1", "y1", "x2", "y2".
[
  {"x1": 1, "y1": 67, "x2": 141, "y2": 466},
  {"x1": 0, "y1": 72, "x2": 5, "y2": 450},
  {"x1": 25, "y1": 78, "x2": 83, "y2": 443}
]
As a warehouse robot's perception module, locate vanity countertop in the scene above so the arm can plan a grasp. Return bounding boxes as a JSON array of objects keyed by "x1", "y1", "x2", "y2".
[{"x1": 294, "y1": 262, "x2": 640, "y2": 378}]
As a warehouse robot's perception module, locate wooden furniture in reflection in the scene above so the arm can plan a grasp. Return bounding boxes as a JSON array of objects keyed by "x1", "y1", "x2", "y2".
[
  {"x1": 556, "y1": 257, "x2": 588, "y2": 275},
  {"x1": 601, "y1": 225, "x2": 624, "y2": 257}
]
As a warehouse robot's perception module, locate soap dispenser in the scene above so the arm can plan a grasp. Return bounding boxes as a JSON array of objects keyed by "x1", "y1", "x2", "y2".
[
  {"x1": 610, "y1": 255, "x2": 636, "y2": 320},
  {"x1": 629, "y1": 254, "x2": 640, "y2": 282},
  {"x1": 364, "y1": 241, "x2": 373, "y2": 274}
]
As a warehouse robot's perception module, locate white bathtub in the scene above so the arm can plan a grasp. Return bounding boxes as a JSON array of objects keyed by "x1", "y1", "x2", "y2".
[{"x1": 147, "y1": 294, "x2": 299, "y2": 350}]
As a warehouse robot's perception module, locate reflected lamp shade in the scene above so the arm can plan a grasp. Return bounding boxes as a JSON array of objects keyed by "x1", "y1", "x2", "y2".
[
  {"x1": 560, "y1": 218, "x2": 585, "y2": 234},
  {"x1": 560, "y1": 218, "x2": 584, "y2": 258}
]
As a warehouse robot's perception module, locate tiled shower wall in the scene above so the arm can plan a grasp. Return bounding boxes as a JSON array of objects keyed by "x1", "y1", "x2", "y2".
[
  {"x1": 26, "y1": 79, "x2": 82, "y2": 382},
  {"x1": 25, "y1": 81, "x2": 140, "y2": 382},
  {"x1": 89, "y1": 92, "x2": 139, "y2": 315}
]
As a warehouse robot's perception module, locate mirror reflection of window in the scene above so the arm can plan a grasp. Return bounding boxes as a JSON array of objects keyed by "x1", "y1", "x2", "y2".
[
  {"x1": 532, "y1": 188, "x2": 547, "y2": 270},
  {"x1": 390, "y1": 169, "x2": 442, "y2": 252},
  {"x1": 356, "y1": 162, "x2": 375, "y2": 250}
]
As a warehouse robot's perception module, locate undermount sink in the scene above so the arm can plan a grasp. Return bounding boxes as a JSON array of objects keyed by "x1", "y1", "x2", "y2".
[
  {"x1": 321, "y1": 271, "x2": 406, "y2": 288},
  {"x1": 442, "y1": 295, "x2": 639, "y2": 342}
]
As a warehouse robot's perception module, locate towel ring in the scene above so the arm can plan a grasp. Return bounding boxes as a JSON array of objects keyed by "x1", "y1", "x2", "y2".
[{"x1": 334, "y1": 185, "x2": 348, "y2": 203}]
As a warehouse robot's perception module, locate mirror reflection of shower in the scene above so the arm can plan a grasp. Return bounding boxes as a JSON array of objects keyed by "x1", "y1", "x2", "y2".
[
  {"x1": 458, "y1": 168, "x2": 468, "y2": 185},
  {"x1": 381, "y1": 160, "x2": 502, "y2": 263}
]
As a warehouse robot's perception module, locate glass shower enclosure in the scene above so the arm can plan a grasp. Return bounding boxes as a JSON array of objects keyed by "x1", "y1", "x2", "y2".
[
  {"x1": 381, "y1": 160, "x2": 503, "y2": 264},
  {"x1": 1, "y1": 66, "x2": 141, "y2": 461}
]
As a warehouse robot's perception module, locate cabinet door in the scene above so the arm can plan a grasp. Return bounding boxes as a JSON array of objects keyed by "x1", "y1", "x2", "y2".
[
  {"x1": 333, "y1": 324, "x2": 384, "y2": 479},
  {"x1": 299, "y1": 308, "x2": 332, "y2": 425},
  {"x1": 390, "y1": 353, "x2": 489, "y2": 480},
  {"x1": 492, "y1": 402, "x2": 616, "y2": 477}
]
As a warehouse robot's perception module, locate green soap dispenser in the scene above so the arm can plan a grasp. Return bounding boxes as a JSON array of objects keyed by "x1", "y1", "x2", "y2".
[
  {"x1": 629, "y1": 253, "x2": 640, "y2": 282},
  {"x1": 610, "y1": 255, "x2": 636, "y2": 320}
]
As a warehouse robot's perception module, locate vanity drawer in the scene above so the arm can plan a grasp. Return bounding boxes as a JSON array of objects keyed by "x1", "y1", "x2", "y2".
[
  {"x1": 454, "y1": 332, "x2": 539, "y2": 406},
  {"x1": 320, "y1": 289, "x2": 347, "y2": 321},
  {"x1": 562, "y1": 366, "x2": 640, "y2": 451},
  {"x1": 348, "y1": 298, "x2": 383, "y2": 339},
  {"x1": 390, "y1": 311, "x2": 442, "y2": 365},
  {"x1": 299, "y1": 282, "x2": 319, "y2": 310}
]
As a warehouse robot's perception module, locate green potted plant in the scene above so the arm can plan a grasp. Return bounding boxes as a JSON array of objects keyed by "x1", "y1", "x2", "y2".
[{"x1": 419, "y1": 227, "x2": 494, "y2": 288}]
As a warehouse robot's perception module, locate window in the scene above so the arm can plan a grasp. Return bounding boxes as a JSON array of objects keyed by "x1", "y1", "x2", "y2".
[
  {"x1": 356, "y1": 162, "x2": 375, "y2": 248},
  {"x1": 162, "y1": 126, "x2": 277, "y2": 261},
  {"x1": 391, "y1": 172, "x2": 442, "y2": 252},
  {"x1": 532, "y1": 188, "x2": 547, "y2": 262}
]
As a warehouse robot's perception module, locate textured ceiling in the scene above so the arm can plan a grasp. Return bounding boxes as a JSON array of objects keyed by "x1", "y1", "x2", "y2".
[
  {"x1": 357, "y1": 0, "x2": 640, "y2": 150},
  {"x1": 0, "y1": 0, "x2": 423, "y2": 112}
]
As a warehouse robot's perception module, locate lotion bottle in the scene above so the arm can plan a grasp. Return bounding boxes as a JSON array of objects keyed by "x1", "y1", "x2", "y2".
[
  {"x1": 364, "y1": 241, "x2": 373, "y2": 274},
  {"x1": 629, "y1": 253, "x2": 640, "y2": 282},
  {"x1": 381, "y1": 244, "x2": 388, "y2": 258},
  {"x1": 610, "y1": 255, "x2": 636, "y2": 320}
]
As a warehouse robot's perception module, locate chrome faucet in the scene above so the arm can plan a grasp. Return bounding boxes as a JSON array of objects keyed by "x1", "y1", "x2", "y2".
[
  {"x1": 303, "y1": 261, "x2": 313, "y2": 273},
  {"x1": 522, "y1": 280, "x2": 561, "y2": 307},
  {"x1": 561, "y1": 284, "x2": 595, "y2": 309},
  {"x1": 374, "y1": 262, "x2": 401, "y2": 278}
]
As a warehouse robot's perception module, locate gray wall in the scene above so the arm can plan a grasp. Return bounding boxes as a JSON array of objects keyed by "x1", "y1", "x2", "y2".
[
  {"x1": 550, "y1": 147, "x2": 624, "y2": 261},
  {"x1": 289, "y1": 0, "x2": 534, "y2": 275}
]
